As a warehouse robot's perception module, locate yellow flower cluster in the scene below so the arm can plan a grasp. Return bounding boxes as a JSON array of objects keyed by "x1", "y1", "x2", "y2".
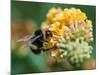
[
  {"x1": 42, "y1": 8, "x2": 93, "y2": 43},
  {"x1": 50, "y1": 49, "x2": 67, "y2": 62},
  {"x1": 46, "y1": 8, "x2": 87, "y2": 25},
  {"x1": 42, "y1": 8, "x2": 93, "y2": 63}
]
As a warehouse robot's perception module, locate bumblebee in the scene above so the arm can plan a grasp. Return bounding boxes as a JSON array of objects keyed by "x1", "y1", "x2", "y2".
[{"x1": 17, "y1": 29, "x2": 53, "y2": 54}]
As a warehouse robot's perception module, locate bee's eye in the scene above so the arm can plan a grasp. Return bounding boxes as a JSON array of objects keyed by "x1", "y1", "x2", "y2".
[
  {"x1": 46, "y1": 30, "x2": 52, "y2": 37},
  {"x1": 47, "y1": 32, "x2": 50, "y2": 35}
]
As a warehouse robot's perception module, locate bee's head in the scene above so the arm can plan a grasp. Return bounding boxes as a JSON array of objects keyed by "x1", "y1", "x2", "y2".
[{"x1": 45, "y1": 30, "x2": 52, "y2": 38}]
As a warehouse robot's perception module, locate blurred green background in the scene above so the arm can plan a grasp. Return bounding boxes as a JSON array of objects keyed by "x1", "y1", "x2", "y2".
[{"x1": 11, "y1": 1, "x2": 96, "y2": 74}]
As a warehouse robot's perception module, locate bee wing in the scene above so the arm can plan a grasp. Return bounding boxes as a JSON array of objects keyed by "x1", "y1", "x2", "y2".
[{"x1": 17, "y1": 34, "x2": 34, "y2": 42}]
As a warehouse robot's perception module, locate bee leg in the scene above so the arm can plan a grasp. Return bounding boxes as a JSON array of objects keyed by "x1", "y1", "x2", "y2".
[
  {"x1": 27, "y1": 40, "x2": 37, "y2": 49},
  {"x1": 28, "y1": 41, "x2": 41, "y2": 54}
]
